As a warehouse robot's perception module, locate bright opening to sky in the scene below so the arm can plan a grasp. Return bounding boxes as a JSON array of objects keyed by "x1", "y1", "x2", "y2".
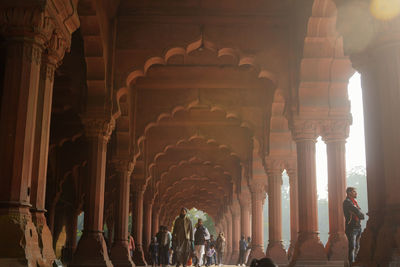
[{"x1": 316, "y1": 72, "x2": 366, "y2": 199}]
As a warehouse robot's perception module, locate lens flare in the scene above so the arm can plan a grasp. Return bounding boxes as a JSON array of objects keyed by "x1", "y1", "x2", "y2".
[{"x1": 370, "y1": 0, "x2": 400, "y2": 20}]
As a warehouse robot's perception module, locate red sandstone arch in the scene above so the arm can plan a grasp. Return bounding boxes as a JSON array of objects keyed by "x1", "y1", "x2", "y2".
[
  {"x1": 145, "y1": 135, "x2": 242, "y2": 192},
  {"x1": 121, "y1": 38, "x2": 278, "y2": 90}
]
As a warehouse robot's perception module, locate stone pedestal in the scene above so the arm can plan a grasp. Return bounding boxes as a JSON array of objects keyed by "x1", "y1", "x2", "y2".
[
  {"x1": 266, "y1": 170, "x2": 288, "y2": 265},
  {"x1": 70, "y1": 120, "x2": 115, "y2": 267},
  {"x1": 248, "y1": 183, "x2": 266, "y2": 261},
  {"x1": 323, "y1": 134, "x2": 349, "y2": 264},
  {"x1": 64, "y1": 209, "x2": 79, "y2": 263},
  {"x1": 110, "y1": 161, "x2": 135, "y2": 267},
  {"x1": 290, "y1": 128, "x2": 327, "y2": 266}
]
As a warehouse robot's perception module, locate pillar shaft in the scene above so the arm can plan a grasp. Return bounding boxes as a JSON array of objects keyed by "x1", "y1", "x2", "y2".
[
  {"x1": 239, "y1": 194, "x2": 251, "y2": 239},
  {"x1": 266, "y1": 171, "x2": 287, "y2": 264},
  {"x1": 324, "y1": 139, "x2": 348, "y2": 262},
  {"x1": 225, "y1": 213, "x2": 233, "y2": 264},
  {"x1": 352, "y1": 43, "x2": 400, "y2": 265},
  {"x1": 143, "y1": 200, "x2": 153, "y2": 260},
  {"x1": 248, "y1": 184, "x2": 266, "y2": 260},
  {"x1": 231, "y1": 208, "x2": 240, "y2": 264},
  {"x1": 70, "y1": 120, "x2": 114, "y2": 267},
  {"x1": 0, "y1": 25, "x2": 45, "y2": 266},
  {"x1": 287, "y1": 169, "x2": 299, "y2": 260},
  {"x1": 132, "y1": 189, "x2": 147, "y2": 266},
  {"x1": 110, "y1": 163, "x2": 135, "y2": 267},
  {"x1": 152, "y1": 206, "x2": 160, "y2": 238},
  {"x1": 290, "y1": 132, "x2": 327, "y2": 265}
]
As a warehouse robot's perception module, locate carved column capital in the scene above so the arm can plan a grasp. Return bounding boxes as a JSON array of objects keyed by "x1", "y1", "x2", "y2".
[
  {"x1": 290, "y1": 119, "x2": 320, "y2": 142},
  {"x1": 81, "y1": 116, "x2": 116, "y2": 142},
  {"x1": 44, "y1": 30, "x2": 69, "y2": 67},
  {"x1": 112, "y1": 159, "x2": 134, "y2": 176},
  {"x1": 321, "y1": 119, "x2": 351, "y2": 142},
  {"x1": 265, "y1": 158, "x2": 284, "y2": 177},
  {"x1": 249, "y1": 181, "x2": 267, "y2": 201}
]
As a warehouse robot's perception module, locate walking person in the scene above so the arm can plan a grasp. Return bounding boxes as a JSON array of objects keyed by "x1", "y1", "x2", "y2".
[
  {"x1": 159, "y1": 226, "x2": 172, "y2": 267},
  {"x1": 172, "y1": 208, "x2": 194, "y2": 267},
  {"x1": 244, "y1": 237, "x2": 251, "y2": 265},
  {"x1": 237, "y1": 236, "x2": 247, "y2": 266},
  {"x1": 194, "y1": 218, "x2": 210, "y2": 267},
  {"x1": 215, "y1": 232, "x2": 226, "y2": 266},
  {"x1": 149, "y1": 237, "x2": 160, "y2": 267},
  {"x1": 343, "y1": 187, "x2": 365, "y2": 264}
]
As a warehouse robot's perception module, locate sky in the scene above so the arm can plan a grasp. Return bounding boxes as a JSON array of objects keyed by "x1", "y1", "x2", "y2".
[{"x1": 316, "y1": 72, "x2": 366, "y2": 199}]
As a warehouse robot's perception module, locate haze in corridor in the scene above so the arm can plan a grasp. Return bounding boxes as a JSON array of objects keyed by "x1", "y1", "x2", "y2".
[{"x1": 316, "y1": 72, "x2": 366, "y2": 199}]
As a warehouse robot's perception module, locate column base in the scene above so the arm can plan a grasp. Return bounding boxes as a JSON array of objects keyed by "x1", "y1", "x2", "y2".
[
  {"x1": 0, "y1": 205, "x2": 42, "y2": 267},
  {"x1": 32, "y1": 210, "x2": 56, "y2": 266},
  {"x1": 110, "y1": 241, "x2": 135, "y2": 267},
  {"x1": 230, "y1": 250, "x2": 239, "y2": 265},
  {"x1": 325, "y1": 233, "x2": 347, "y2": 262},
  {"x1": 266, "y1": 241, "x2": 288, "y2": 265},
  {"x1": 289, "y1": 233, "x2": 327, "y2": 266},
  {"x1": 133, "y1": 245, "x2": 147, "y2": 266},
  {"x1": 248, "y1": 245, "x2": 265, "y2": 264},
  {"x1": 287, "y1": 242, "x2": 296, "y2": 261},
  {"x1": 70, "y1": 230, "x2": 113, "y2": 267}
]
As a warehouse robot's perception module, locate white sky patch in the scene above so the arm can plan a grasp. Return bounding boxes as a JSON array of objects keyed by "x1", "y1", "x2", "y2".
[{"x1": 316, "y1": 72, "x2": 366, "y2": 200}]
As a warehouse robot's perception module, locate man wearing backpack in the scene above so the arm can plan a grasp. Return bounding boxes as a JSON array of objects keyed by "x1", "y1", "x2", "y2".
[{"x1": 194, "y1": 219, "x2": 210, "y2": 267}]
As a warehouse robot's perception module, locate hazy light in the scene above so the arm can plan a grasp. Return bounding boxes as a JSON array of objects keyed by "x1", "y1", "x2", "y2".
[
  {"x1": 371, "y1": 0, "x2": 400, "y2": 20},
  {"x1": 316, "y1": 73, "x2": 365, "y2": 200}
]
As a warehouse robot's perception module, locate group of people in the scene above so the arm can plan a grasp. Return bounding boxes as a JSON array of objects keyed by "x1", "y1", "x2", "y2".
[
  {"x1": 148, "y1": 208, "x2": 229, "y2": 267},
  {"x1": 146, "y1": 186, "x2": 365, "y2": 267}
]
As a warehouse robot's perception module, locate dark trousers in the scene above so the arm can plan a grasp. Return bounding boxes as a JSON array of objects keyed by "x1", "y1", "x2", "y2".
[
  {"x1": 212, "y1": 253, "x2": 217, "y2": 265},
  {"x1": 160, "y1": 245, "x2": 169, "y2": 266},
  {"x1": 346, "y1": 227, "x2": 362, "y2": 263},
  {"x1": 237, "y1": 250, "x2": 246, "y2": 265}
]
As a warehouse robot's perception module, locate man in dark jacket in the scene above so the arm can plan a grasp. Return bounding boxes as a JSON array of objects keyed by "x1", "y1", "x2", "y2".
[
  {"x1": 237, "y1": 235, "x2": 247, "y2": 266},
  {"x1": 343, "y1": 187, "x2": 365, "y2": 264},
  {"x1": 194, "y1": 219, "x2": 210, "y2": 267}
]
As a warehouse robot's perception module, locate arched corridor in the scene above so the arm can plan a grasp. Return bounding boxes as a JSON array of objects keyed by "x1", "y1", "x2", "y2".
[{"x1": 1, "y1": 0, "x2": 400, "y2": 267}]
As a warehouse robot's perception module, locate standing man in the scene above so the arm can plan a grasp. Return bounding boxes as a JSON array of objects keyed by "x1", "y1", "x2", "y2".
[
  {"x1": 194, "y1": 219, "x2": 210, "y2": 267},
  {"x1": 159, "y1": 226, "x2": 172, "y2": 267},
  {"x1": 172, "y1": 208, "x2": 194, "y2": 267},
  {"x1": 237, "y1": 236, "x2": 247, "y2": 266},
  {"x1": 343, "y1": 187, "x2": 365, "y2": 264}
]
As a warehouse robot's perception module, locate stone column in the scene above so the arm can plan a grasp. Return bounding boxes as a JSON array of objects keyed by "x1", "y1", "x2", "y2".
[
  {"x1": 132, "y1": 185, "x2": 147, "y2": 266},
  {"x1": 248, "y1": 182, "x2": 266, "y2": 261},
  {"x1": 64, "y1": 209, "x2": 80, "y2": 263},
  {"x1": 230, "y1": 204, "x2": 241, "y2": 265},
  {"x1": 290, "y1": 121, "x2": 327, "y2": 265},
  {"x1": 287, "y1": 168, "x2": 299, "y2": 260},
  {"x1": 143, "y1": 196, "x2": 153, "y2": 261},
  {"x1": 225, "y1": 211, "x2": 233, "y2": 264},
  {"x1": 265, "y1": 169, "x2": 288, "y2": 265},
  {"x1": 239, "y1": 191, "x2": 251, "y2": 239},
  {"x1": 0, "y1": 6, "x2": 54, "y2": 266},
  {"x1": 323, "y1": 122, "x2": 349, "y2": 263},
  {"x1": 70, "y1": 118, "x2": 115, "y2": 267},
  {"x1": 30, "y1": 31, "x2": 67, "y2": 266},
  {"x1": 351, "y1": 42, "x2": 400, "y2": 265},
  {"x1": 110, "y1": 160, "x2": 135, "y2": 267},
  {"x1": 152, "y1": 203, "x2": 160, "y2": 238}
]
